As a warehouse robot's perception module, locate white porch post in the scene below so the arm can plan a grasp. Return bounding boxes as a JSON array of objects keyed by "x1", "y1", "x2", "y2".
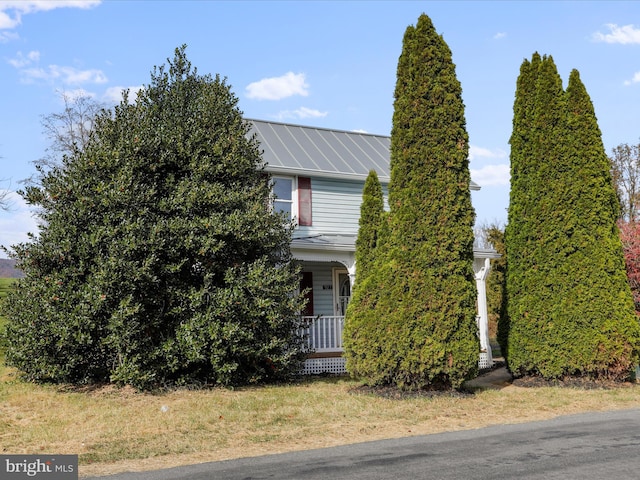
[
  {"x1": 346, "y1": 261, "x2": 357, "y2": 289},
  {"x1": 474, "y1": 257, "x2": 493, "y2": 367}
]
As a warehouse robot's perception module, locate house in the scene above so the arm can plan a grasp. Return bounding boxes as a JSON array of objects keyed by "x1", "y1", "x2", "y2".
[{"x1": 249, "y1": 119, "x2": 499, "y2": 375}]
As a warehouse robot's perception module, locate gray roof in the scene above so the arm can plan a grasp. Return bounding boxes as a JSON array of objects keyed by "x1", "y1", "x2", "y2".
[
  {"x1": 248, "y1": 119, "x2": 480, "y2": 190},
  {"x1": 249, "y1": 119, "x2": 390, "y2": 182}
]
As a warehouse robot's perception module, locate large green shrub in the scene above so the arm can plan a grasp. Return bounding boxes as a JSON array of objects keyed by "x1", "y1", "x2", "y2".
[
  {"x1": 344, "y1": 14, "x2": 478, "y2": 390},
  {"x1": 506, "y1": 55, "x2": 640, "y2": 380},
  {"x1": 3, "y1": 46, "x2": 306, "y2": 389}
]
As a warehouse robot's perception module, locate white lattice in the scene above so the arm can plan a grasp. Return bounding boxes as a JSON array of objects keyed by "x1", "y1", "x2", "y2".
[
  {"x1": 478, "y1": 352, "x2": 493, "y2": 370},
  {"x1": 302, "y1": 357, "x2": 347, "y2": 375}
]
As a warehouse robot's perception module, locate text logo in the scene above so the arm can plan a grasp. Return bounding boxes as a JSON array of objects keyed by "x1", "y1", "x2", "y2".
[{"x1": 1, "y1": 455, "x2": 78, "y2": 479}]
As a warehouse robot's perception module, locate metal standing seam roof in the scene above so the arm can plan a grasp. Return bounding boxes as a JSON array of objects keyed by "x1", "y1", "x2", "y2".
[
  {"x1": 248, "y1": 119, "x2": 480, "y2": 190},
  {"x1": 249, "y1": 119, "x2": 391, "y2": 182}
]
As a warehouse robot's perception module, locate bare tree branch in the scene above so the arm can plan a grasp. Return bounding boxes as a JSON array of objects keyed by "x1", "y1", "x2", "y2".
[
  {"x1": 24, "y1": 90, "x2": 106, "y2": 186},
  {"x1": 610, "y1": 142, "x2": 640, "y2": 221}
]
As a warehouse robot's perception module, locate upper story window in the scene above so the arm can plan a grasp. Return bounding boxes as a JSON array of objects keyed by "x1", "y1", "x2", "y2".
[
  {"x1": 272, "y1": 176, "x2": 312, "y2": 226},
  {"x1": 273, "y1": 176, "x2": 295, "y2": 220}
]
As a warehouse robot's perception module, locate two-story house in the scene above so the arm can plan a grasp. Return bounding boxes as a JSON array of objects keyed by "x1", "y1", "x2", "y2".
[{"x1": 250, "y1": 119, "x2": 499, "y2": 375}]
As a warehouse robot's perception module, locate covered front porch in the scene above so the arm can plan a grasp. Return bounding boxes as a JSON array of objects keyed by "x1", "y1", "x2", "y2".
[{"x1": 292, "y1": 235, "x2": 499, "y2": 375}]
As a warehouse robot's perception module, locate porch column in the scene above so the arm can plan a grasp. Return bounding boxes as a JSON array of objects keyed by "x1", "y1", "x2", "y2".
[
  {"x1": 338, "y1": 257, "x2": 357, "y2": 289},
  {"x1": 347, "y1": 262, "x2": 356, "y2": 288},
  {"x1": 475, "y1": 257, "x2": 493, "y2": 367}
]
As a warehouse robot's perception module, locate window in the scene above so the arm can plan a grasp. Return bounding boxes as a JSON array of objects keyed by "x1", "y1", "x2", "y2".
[
  {"x1": 272, "y1": 176, "x2": 312, "y2": 226},
  {"x1": 273, "y1": 177, "x2": 294, "y2": 219},
  {"x1": 297, "y1": 177, "x2": 312, "y2": 226}
]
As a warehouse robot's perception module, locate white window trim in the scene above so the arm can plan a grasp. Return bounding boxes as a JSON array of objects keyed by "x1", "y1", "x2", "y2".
[{"x1": 272, "y1": 175, "x2": 299, "y2": 224}]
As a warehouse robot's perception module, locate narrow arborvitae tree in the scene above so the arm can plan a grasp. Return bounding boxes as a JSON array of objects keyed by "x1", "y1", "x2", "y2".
[
  {"x1": 354, "y1": 170, "x2": 384, "y2": 281},
  {"x1": 344, "y1": 14, "x2": 479, "y2": 390},
  {"x1": 344, "y1": 170, "x2": 385, "y2": 372},
  {"x1": 3, "y1": 46, "x2": 306, "y2": 389},
  {"x1": 506, "y1": 56, "x2": 640, "y2": 380},
  {"x1": 505, "y1": 54, "x2": 563, "y2": 369},
  {"x1": 504, "y1": 54, "x2": 542, "y2": 333}
]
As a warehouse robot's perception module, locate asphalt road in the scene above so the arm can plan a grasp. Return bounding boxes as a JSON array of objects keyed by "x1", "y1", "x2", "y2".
[{"x1": 87, "y1": 409, "x2": 640, "y2": 480}]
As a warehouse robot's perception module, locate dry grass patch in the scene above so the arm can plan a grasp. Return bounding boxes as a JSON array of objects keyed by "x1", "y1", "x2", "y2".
[{"x1": 1, "y1": 364, "x2": 640, "y2": 478}]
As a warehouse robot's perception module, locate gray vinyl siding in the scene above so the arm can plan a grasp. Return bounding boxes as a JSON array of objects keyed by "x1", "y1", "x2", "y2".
[{"x1": 296, "y1": 177, "x2": 389, "y2": 236}]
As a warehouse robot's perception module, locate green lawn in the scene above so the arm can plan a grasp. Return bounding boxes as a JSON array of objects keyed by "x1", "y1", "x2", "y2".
[{"x1": 0, "y1": 276, "x2": 15, "y2": 295}]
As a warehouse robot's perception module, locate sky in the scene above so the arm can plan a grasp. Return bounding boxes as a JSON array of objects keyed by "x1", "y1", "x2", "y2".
[{"x1": 1, "y1": 0, "x2": 640, "y2": 257}]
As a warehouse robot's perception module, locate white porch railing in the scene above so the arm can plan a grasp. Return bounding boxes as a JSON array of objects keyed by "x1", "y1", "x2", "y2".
[
  {"x1": 299, "y1": 315, "x2": 492, "y2": 371},
  {"x1": 300, "y1": 316, "x2": 345, "y2": 353}
]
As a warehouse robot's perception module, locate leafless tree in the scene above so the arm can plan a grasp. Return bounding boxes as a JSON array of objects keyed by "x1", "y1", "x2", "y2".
[
  {"x1": 0, "y1": 177, "x2": 10, "y2": 211},
  {"x1": 474, "y1": 220, "x2": 505, "y2": 250},
  {"x1": 610, "y1": 142, "x2": 640, "y2": 221},
  {"x1": 0, "y1": 150, "x2": 11, "y2": 210},
  {"x1": 26, "y1": 91, "x2": 105, "y2": 185}
]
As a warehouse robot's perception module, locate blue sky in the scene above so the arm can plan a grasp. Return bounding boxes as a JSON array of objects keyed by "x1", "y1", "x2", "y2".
[{"x1": 1, "y1": 1, "x2": 640, "y2": 256}]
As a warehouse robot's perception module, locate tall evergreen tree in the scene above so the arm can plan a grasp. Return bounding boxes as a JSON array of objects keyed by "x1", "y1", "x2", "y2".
[
  {"x1": 505, "y1": 55, "x2": 542, "y2": 342},
  {"x1": 3, "y1": 46, "x2": 306, "y2": 389},
  {"x1": 506, "y1": 55, "x2": 566, "y2": 372},
  {"x1": 344, "y1": 14, "x2": 478, "y2": 390},
  {"x1": 354, "y1": 170, "x2": 384, "y2": 281},
  {"x1": 506, "y1": 56, "x2": 640, "y2": 380},
  {"x1": 344, "y1": 170, "x2": 385, "y2": 374}
]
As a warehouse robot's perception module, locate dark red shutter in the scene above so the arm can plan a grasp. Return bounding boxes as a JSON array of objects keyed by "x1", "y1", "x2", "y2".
[
  {"x1": 300, "y1": 271, "x2": 314, "y2": 316},
  {"x1": 298, "y1": 177, "x2": 312, "y2": 226}
]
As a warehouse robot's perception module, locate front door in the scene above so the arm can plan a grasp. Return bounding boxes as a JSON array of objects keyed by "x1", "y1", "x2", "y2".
[{"x1": 333, "y1": 268, "x2": 351, "y2": 316}]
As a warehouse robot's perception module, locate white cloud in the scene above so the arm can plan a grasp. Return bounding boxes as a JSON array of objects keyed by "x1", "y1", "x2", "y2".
[
  {"x1": 50, "y1": 65, "x2": 107, "y2": 84},
  {"x1": 351, "y1": 129, "x2": 368, "y2": 134},
  {"x1": 60, "y1": 88, "x2": 95, "y2": 100},
  {"x1": 246, "y1": 72, "x2": 309, "y2": 100},
  {"x1": 0, "y1": 191, "x2": 39, "y2": 257},
  {"x1": 0, "y1": 29, "x2": 18, "y2": 42},
  {"x1": 0, "y1": 8, "x2": 19, "y2": 29},
  {"x1": 624, "y1": 72, "x2": 640, "y2": 86},
  {"x1": 471, "y1": 164, "x2": 510, "y2": 187},
  {"x1": 493, "y1": 32, "x2": 507, "y2": 40},
  {"x1": 17, "y1": 64, "x2": 107, "y2": 85},
  {"x1": 274, "y1": 107, "x2": 328, "y2": 121},
  {"x1": 469, "y1": 145, "x2": 509, "y2": 187},
  {"x1": 9, "y1": 50, "x2": 107, "y2": 87},
  {"x1": 7, "y1": 49, "x2": 39, "y2": 67},
  {"x1": 593, "y1": 23, "x2": 640, "y2": 44},
  {"x1": 0, "y1": 1, "x2": 100, "y2": 31},
  {"x1": 103, "y1": 85, "x2": 143, "y2": 104},
  {"x1": 469, "y1": 144, "x2": 507, "y2": 161}
]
